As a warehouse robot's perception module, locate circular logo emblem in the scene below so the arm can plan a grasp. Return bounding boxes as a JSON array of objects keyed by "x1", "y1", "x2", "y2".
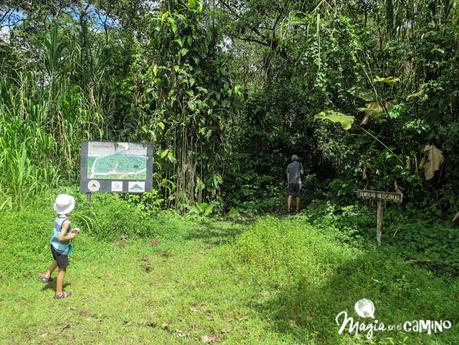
[
  {"x1": 88, "y1": 180, "x2": 100, "y2": 192},
  {"x1": 354, "y1": 299, "x2": 375, "y2": 318}
]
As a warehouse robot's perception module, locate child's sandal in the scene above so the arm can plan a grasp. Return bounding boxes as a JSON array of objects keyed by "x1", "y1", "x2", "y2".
[
  {"x1": 54, "y1": 291, "x2": 72, "y2": 299},
  {"x1": 38, "y1": 275, "x2": 52, "y2": 283}
]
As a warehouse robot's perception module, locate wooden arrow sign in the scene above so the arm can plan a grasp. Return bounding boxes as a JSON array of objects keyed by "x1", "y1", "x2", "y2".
[{"x1": 357, "y1": 189, "x2": 404, "y2": 246}]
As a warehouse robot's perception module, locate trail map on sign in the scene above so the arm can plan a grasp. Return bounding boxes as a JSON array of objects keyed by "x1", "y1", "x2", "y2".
[{"x1": 87, "y1": 142, "x2": 147, "y2": 180}]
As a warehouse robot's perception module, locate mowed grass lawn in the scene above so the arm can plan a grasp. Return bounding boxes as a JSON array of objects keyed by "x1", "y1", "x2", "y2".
[{"x1": 0, "y1": 203, "x2": 458, "y2": 344}]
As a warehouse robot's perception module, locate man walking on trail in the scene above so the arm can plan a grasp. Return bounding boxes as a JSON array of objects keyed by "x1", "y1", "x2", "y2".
[{"x1": 286, "y1": 155, "x2": 304, "y2": 213}]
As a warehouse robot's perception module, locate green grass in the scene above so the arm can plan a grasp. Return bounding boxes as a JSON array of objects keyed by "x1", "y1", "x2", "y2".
[{"x1": 0, "y1": 196, "x2": 457, "y2": 344}]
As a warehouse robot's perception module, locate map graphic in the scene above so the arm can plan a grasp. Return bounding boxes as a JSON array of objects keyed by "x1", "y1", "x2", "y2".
[{"x1": 87, "y1": 142, "x2": 148, "y2": 180}]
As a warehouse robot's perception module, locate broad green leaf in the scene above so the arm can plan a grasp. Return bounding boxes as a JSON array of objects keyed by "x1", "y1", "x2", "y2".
[
  {"x1": 167, "y1": 151, "x2": 176, "y2": 163},
  {"x1": 203, "y1": 203, "x2": 215, "y2": 216},
  {"x1": 358, "y1": 102, "x2": 394, "y2": 124},
  {"x1": 161, "y1": 149, "x2": 169, "y2": 159},
  {"x1": 234, "y1": 84, "x2": 242, "y2": 96},
  {"x1": 195, "y1": 177, "x2": 205, "y2": 192},
  {"x1": 168, "y1": 17, "x2": 177, "y2": 34},
  {"x1": 174, "y1": 38, "x2": 183, "y2": 48},
  {"x1": 373, "y1": 76, "x2": 400, "y2": 84},
  {"x1": 406, "y1": 89, "x2": 425, "y2": 100},
  {"x1": 161, "y1": 11, "x2": 170, "y2": 22},
  {"x1": 315, "y1": 110, "x2": 354, "y2": 130},
  {"x1": 187, "y1": 100, "x2": 196, "y2": 111},
  {"x1": 357, "y1": 102, "x2": 389, "y2": 119},
  {"x1": 179, "y1": 48, "x2": 189, "y2": 57}
]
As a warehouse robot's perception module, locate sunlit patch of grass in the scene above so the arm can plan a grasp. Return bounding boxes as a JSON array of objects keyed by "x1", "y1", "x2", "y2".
[{"x1": 0, "y1": 207, "x2": 457, "y2": 344}]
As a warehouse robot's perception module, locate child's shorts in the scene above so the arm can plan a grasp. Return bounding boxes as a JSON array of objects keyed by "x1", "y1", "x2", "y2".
[{"x1": 50, "y1": 244, "x2": 69, "y2": 269}]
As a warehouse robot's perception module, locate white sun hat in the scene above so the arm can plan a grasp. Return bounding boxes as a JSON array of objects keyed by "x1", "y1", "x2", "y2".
[{"x1": 54, "y1": 194, "x2": 75, "y2": 215}]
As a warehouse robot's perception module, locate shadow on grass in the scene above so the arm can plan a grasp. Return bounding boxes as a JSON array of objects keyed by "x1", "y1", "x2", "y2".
[
  {"x1": 185, "y1": 221, "x2": 246, "y2": 246},
  {"x1": 41, "y1": 281, "x2": 70, "y2": 292},
  {"x1": 253, "y1": 250, "x2": 458, "y2": 344}
]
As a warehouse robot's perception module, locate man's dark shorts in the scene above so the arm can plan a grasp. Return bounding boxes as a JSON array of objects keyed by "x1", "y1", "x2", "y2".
[
  {"x1": 50, "y1": 244, "x2": 69, "y2": 269},
  {"x1": 288, "y1": 183, "x2": 300, "y2": 197}
]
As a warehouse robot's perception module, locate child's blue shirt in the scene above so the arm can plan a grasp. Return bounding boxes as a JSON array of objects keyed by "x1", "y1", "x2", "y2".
[{"x1": 50, "y1": 216, "x2": 71, "y2": 254}]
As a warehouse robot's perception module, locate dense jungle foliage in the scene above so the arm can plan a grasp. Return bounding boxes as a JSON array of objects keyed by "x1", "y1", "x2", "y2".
[
  {"x1": 1, "y1": 0, "x2": 458, "y2": 212},
  {"x1": 0, "y1": 1, "x2": 458, "y2": 344}
]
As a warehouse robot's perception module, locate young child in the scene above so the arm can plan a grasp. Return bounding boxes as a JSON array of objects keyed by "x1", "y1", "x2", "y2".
[{"x1": 39, "y1": 194, "x2": 80, "y2": 299}]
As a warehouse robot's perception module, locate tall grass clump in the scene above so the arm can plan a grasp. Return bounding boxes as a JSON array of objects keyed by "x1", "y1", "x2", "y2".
[
  {"x1": 0, "y1": 87, "x2": 59, "y2": 209},
  {"x1": 226, "y1": 216, "x2": 458, "y2": 344},
  {"x1": 72, "y1": 192, "x2": 197, "y2": 243},
  {"x1": 0, "y1": 70, "x2": 104, "y2": 210}
]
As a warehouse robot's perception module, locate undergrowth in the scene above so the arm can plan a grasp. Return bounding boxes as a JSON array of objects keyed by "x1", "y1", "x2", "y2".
[
  {"x1": 305, "y1": 200, "x2": 459, "y2": 278},
  {"x1": 0, "y1": 190, "x2": 457, "y2": 344}
]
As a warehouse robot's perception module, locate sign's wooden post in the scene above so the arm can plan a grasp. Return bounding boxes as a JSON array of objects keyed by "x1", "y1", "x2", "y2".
[
  {"x1": 357, "y1": 190, "x2": 403, "y2": 246},
  {"x1": 376, "y1": 201, "x2": 383, "y2": 246}
]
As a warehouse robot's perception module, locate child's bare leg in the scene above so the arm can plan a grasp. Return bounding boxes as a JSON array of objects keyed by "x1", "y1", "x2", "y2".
[
  {"x1": 45, "y1": 260, "x2": 58, "y2": 278},
  {"x1": 296, "y1": 197, "x2": 300, "y2": 211},
  {"x1": 56, "y1": 268, "x2": 66, "y2": 295}
]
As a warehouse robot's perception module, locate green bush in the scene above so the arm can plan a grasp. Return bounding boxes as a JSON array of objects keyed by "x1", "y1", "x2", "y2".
[
  {"x1": 0, "y1": 188, "x2": 193, "y2": 278},
  {"x1": 75, "y1": 193, "x2": 152, "y2": 241}
]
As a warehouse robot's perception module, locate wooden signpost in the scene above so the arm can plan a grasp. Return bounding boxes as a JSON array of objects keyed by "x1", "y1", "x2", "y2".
[{"x1": 357, "y1": 189, "x2": 403, "y2": 246}]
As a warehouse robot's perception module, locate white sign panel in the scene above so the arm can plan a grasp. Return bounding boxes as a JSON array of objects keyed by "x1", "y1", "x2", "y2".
[
  {"x1": 111, "y1": 181, "x2": 123, "y2": 192},
  {"x1": 128, "y1": 181, "x2": 145, "y2": 193}
]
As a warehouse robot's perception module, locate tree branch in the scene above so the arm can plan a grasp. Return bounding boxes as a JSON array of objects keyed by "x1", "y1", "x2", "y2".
[
  {"x1": 230, "y1": 34, "x2": 272, "y2": 47},
  {"x1": 0, "y1": 8, "x2": 12, "y2": 25}
]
